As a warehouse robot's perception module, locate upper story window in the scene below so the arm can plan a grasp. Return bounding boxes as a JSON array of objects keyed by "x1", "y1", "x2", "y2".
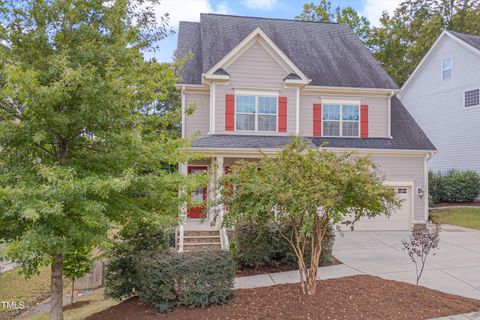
[
  {"x1": 442, "y1": 58, "x2": 452, "y2": 80},
  {"x1": 322, "y1": 104, "x2": 359, "y2": 137},
  {"x1": 236, "y1": 95, "x2": 277, "y2": 132},
  {"x1": 465, "y1": 89, "x2": 480, "y2": 108}
]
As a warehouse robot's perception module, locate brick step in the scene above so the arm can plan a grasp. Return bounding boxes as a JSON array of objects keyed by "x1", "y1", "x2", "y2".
[
  {"x1": 184, "y1": 230, "x2": 219, "y2": 237},
  {"x1": 182, "y1": 243, "x2": 222, "y2": 252},
  {"x1": 183, "y1": 236, "x2": 221, "y2": 244}
]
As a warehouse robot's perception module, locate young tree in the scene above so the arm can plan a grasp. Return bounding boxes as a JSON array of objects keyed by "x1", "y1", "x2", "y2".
[
  {"x1": 219, "y1": 138, "x2": 399, "y2": 295},
  {"x1": 63, "y1": 248, "x2": 92, "y2": 306},
  {"x1": 0, "y1": 1, "x2": 199, "y2": 319},
  {"x1": 402, "y1": 222, "x2": 441, "y2": 285}
]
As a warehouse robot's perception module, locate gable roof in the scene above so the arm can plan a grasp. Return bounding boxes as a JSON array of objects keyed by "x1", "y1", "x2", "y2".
[
  {"x1": 401, "y1": 30, "x2": 480, "y2": 92},
  {"x1": 176, "y1": 14, "x2": 398, "y2": 89},
  {"x1": 191, "y1": 97, "x2": 436, "y2": 151}
]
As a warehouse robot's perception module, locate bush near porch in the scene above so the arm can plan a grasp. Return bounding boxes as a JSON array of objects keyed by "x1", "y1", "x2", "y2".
[
  {"x1": 429, "y1": 170, "x2": 480, "y2": 204},
  {"x1": 232, "y1": 222, "x2": 336, "y2": 271}
]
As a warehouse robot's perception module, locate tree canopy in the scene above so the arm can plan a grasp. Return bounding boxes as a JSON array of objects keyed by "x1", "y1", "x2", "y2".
[
  {"x1": 219, "y1": 138, "x2": 398, "y2": 295},
  {"x1": 297, "y1": 0, "x2": 480, "y2": 86},
  {"x1": 0, "y1": 0, "x2": 202, "y2": 319}
]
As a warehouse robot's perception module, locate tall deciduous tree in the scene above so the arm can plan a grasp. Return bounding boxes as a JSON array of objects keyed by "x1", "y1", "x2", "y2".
[
  {"x1": 296, "y1": 0, "x2": 373, "y2": 45},
  {"x1": 0, "y1": 1, "x2": 199, "y2": 319},
  {"x1": 219, "y1": 138, "x2": 398, "y2": 295}
]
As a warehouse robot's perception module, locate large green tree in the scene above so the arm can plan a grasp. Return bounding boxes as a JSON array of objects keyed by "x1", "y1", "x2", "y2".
[
  {"x1": 296, "y1": 0, "x2": 373, "y2": 45},
  {"x1": 371, "y1": 0, "x2": 480, "y2": 86},
  {"x1": 219, "y1": 138, "x2": 398, "y2": 296},
  {"x1": 0, "y1": 1, "x2": 199, "y2": 319}
]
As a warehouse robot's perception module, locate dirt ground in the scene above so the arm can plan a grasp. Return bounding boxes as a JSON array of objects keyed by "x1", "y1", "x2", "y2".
[{"x1": 86, "y1": 275, "x2": 480, "y2": 320}]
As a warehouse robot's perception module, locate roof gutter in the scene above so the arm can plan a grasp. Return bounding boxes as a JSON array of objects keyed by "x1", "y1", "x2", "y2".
[{"x1": 303, "y1": 85, "x2": 401, "y2": 95}]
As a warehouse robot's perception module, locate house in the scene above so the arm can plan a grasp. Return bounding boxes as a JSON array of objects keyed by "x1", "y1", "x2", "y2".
[
  {"x1": 400, "y1": 30, "x2": 480, "y2": 173},
  {"x1": 175, "y1": 14, "x2": 435, "y2": 252}
]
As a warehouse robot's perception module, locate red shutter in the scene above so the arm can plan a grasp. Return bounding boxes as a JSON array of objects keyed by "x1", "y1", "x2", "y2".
[
  {"x1": 360, "y1": 104, "x2": 368, "y2": 138},
  {"x1": 313, "y1": 104, "x2": 322, "y2": 136},
  {"x1": 225, "y1": 94, "x2": 235, "y2": 131},
  {"x1": 278, "y1": 96, "x2": 287, "y2": 132}
]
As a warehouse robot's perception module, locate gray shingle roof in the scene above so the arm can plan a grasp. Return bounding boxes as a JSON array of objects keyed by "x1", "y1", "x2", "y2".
[
  {"x1": 177, "y1": 14, "x2": 398, "y2": 89},
  {"x1": 191, "y1": 97, "x2": 436, "y2": 151},
  {"x1": 448, "y1": 30, "x2": 480, "y2": 51}
]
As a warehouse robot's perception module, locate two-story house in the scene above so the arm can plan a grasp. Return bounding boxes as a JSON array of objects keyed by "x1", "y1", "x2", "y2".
[
  {"x1": 400, "y1": 30, "x2": 480, "y2": 173},
  {"x1": 175, "y1": 14, "x2": 435, "y2": 252}
]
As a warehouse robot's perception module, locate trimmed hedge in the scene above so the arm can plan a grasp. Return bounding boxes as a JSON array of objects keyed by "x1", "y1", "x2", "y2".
[
  {"x1": 233, "y1": 222, "x2": 335, "y2": 269},
  {"x1": 429, "y1": 170, "x2": 480, "y2": 203},
  {"x1": 139, "y1": 251, "x2": 235, "y2": 313},
  {"x1": 104, "y1": 224, "x2": 175, "y2": 300}
]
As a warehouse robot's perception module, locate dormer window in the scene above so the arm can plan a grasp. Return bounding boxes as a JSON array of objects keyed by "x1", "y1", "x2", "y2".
[
  {"x1": 235, "y1": 95, "x2": 277, "y2": 132},
  {"x1": 442, "y1": 58, "x2": 452, "y2": 80}
]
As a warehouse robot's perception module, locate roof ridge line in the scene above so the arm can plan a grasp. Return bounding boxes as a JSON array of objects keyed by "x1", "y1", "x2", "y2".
[{"x1": 200, "y1": 13, "x2": 340, "y2": 25}]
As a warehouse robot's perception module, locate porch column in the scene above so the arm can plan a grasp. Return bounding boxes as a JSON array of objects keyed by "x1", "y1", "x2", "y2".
[{"x1": 178, "y1": 162, "x2": 188, "y2": 224}]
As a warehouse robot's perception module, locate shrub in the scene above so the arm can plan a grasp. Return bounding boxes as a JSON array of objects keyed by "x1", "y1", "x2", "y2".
[
  {"x1": 233, "y1": 222, "x2": 335, "y2": 269},
  {"x1": 104, "y1": 224, "x2": 175, "y2": 300},
  {"x1": 138, "y1": 251, "x2": 235, "y2": 312},
  {"x1": 429, "y1": 170, "x2": 480, "y2": 203}
]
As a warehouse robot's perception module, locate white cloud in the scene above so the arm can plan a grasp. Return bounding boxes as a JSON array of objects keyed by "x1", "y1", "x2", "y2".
[
  {"x1": 242, "y1": 0, "x2": 278, "y2": 10},
  {"x1": 154, "y1": 0, "x2": 232, "y2": 30},
  {"x1": 361, "y1": 0, "x2": 402, "y2": 26}
]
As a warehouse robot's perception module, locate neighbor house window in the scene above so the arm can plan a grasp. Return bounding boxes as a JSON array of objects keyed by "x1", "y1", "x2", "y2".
[
  {"x1": 236, "y1": 95, "x2": 277, "y2": 131},
  {"x1": 442, "y1": 58, "x2": 452, "y2": 80},
  {"x1": 322, "y1": 104, "x2": 359, "y2": 137},
  {"x1": 465, "y1": 89, "x2": 480, "y2": 108}
]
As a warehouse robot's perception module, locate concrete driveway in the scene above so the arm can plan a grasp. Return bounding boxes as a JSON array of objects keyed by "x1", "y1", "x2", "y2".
[{"x1": 334, "y1": 224, "x2": 480, "y2": 299}]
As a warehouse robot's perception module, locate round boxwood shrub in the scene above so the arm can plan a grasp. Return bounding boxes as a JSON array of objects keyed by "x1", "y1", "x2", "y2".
[
  {"x1": 429, "y1": 170, "x2": 480, "y2": 203},
  {"x1": 138, "y1": 251, "x2": 235, "y2": 313}
]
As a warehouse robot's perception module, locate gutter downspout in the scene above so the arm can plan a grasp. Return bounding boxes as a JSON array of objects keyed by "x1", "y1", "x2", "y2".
[
  {"x1": 388, "y1": 90, "x2": 394, "y2": 139},
  {"x1": 181, "y1": 86, "x2": 186, "y2": 139}
]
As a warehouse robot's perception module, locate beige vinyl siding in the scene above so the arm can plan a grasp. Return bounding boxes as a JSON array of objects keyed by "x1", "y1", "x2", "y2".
[
  {"x1": 371, "y1": 155, "x2": 426, "y2": 222},
  {"x1": 185, "y1": 93, "x2": 209, "y2": 138},
  {"x1": 299, "y1": 93, "x2": 389, "y2": 137},
  {"x1": 214, "y1": 41, "x2": 296, "y2": 135}
]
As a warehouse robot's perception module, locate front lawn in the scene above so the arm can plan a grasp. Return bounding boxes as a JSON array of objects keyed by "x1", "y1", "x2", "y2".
[
  {"x1": 430, "y1": 207, "x2": 480, "y2": 230},
  {"x1": 86, "y1": 275, "x2": 480, "y2": 320}
]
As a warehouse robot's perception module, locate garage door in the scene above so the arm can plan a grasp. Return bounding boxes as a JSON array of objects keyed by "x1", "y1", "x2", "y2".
[{"x1": 352, "y1": 186, "x2": 412, "y2": 231}]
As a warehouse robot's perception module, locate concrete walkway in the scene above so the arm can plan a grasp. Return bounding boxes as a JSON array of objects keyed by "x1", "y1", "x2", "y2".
[{"x1": 235, "y1": 224, "x2": 480, "y2": 300}]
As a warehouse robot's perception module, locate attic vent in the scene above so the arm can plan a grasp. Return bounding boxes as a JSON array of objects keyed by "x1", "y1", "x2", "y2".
[{"x1": 465, "y1": 89, "x2": 479, "y2": 108}]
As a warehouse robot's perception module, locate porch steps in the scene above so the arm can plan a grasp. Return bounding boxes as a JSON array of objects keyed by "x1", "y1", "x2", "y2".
[{"x1": 178, "y1": 230, "x2": 221, "y2": 252}]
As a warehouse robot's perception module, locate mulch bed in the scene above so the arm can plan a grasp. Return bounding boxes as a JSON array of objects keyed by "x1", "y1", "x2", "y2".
[
  {"x1": 236, "y1": 257, "x2": 341, "y2": 277},
  {"x1": 86, "y1": 275, "x2": 480, "y2": 320}
]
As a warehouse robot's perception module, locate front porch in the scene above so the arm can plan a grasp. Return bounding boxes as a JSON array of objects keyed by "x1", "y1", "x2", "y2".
[{"x1": 176, "y1": 156, "x2": 256, "y2": 253}]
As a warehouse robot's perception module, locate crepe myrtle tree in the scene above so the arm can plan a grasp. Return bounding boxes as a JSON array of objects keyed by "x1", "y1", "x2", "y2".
[
  {"x1": 218, "y1": 137, "x2": 399, "y2": 295},
  {"x1": 0, "y1": 1, "x2": 204, "y2": 319}
]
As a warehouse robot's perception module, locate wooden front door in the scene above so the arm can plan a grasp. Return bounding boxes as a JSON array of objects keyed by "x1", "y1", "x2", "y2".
[{"x1": 187, "y1": 166, "x2": 208, "y2": 219}]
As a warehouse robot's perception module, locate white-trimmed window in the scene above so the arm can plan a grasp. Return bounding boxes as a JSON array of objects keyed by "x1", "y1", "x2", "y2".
[
  {"x1": 465, "y1": 89, "x2": 480, "y2": 108},
  {"x1": 442, "y1": 58, "x2": 452, "y2": 80},
  {"x1": 322, "y1": 104, "x2": 359, "y2": 137},
  {"x1": 236, "y1": 95, "x2": 277, "y2": 131}
]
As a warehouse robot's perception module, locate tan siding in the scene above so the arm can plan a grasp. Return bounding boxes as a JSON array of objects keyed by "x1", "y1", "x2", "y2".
[
  {"x1": 371, "y1": 155, "x2": 426, "y2": 221},
  {"x1": 215, "y1": 41, "x2": 296, "y2": 135},
  {"x1": 185, "y1": 93, "x2": 209, "y2": 138},
  {"x1": 299, "y1": 93, "x2": 389, "y2": 137}
]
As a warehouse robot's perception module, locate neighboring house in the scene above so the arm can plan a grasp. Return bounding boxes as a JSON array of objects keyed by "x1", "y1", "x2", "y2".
[
  {"x1": 400, "y1": 30, "x2": 480, "y2": 173},
  {"x1": 175, "y1": 14, "x2": 435, "y2": 252}
]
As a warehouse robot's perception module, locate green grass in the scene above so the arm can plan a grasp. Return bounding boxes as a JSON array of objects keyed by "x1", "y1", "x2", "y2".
[{"x1": 430, "y1": 207, "x2": 480, "y2": 230}]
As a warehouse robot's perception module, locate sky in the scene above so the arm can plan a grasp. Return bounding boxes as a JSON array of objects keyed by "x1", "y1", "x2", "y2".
[{"x1": 151, "y1": 0, "x2": 403, "y2": 62}]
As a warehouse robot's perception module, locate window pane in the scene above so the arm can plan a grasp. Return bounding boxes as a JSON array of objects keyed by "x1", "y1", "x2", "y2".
[
  {"x1": 323, "y1": 104, "x2": 340, "y2": 120},
  {"x1": 342, "y1": 122, "x2": 359, "y2": 137},
  {"x1": 342, "y1": 105, "x2": 359, "y2": 121},
  {"x1": 258, "y1": 115, "x2": 276, "y2": 131},
  {"x1": 323, "y1": 121, "x2": 340, "y2": 136},
  {"x1": 465, "y1": 89, "x2": 480, "y2": 108},
  {"x1": 236, "y1": 96, "x2": 255, "y2": 113},
  {"x1": 236, "y1": 114, "x2": 255, "y2": 131},
  {"x1": 258, "y1": 97, "x2": 277, "y2": 114},
  {"x1": 443, "y1": 58, "x2": 452, "y2": 70},
  {"x1": 443, "y1": 69, "x2": 452, "y2": 80}
]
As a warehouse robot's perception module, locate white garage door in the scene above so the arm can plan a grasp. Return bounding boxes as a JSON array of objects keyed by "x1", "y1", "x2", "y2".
[{"x1": 352, "y1": 186, "x2": 412, "y2": 231}]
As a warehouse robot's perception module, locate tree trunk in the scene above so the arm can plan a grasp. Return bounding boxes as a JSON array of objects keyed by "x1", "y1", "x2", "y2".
[
  {"x1": 71, "y1": 278, "x2": 75, "y2": 305},
  {"x1": 306, "y1": 271, "x2": 318, "y2": 295},
  {"x1": 50, "y1": 254, "x2": 64, "y2": 320}
]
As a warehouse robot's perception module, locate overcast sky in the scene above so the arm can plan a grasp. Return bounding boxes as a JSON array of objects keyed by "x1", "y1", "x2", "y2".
[{"x1": 149, "y1": 0, "x2": 402, "y2": 62}]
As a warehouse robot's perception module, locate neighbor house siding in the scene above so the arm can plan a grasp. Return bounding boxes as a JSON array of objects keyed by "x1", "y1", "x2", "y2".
[
  {"x1": 299, "y1": 94, "x2": 390, "y2": 137},
  {"x1": 372, "y1": 155, "x2": 426, "y2": 221},
  {"x1": 214, "y1": 41, "x2": 296, "y2": 135},
  {"x1": 184, "y1": 92, "x2": 210, "y2": 138},
  {"x1": 401, "y1": 35, "x2": 480, "y2": 172}
]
